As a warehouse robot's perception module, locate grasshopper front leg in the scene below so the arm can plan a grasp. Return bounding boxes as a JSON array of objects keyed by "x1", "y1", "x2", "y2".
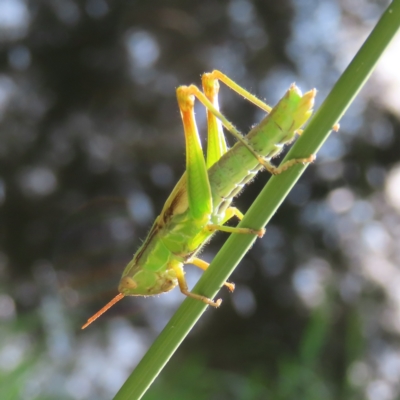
[{"x1": 171, "y1": 262, "x2": 222, "y2": 308}]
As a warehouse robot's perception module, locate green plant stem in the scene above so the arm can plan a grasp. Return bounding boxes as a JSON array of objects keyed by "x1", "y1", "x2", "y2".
[{"x1": 114, "y1": 2, "x2": 400, "y2": 399}]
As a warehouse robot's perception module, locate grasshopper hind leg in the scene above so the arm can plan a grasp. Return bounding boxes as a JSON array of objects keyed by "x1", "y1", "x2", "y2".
[{"x1": 193, "y1": 71, "x2": 316, "y2": 176}]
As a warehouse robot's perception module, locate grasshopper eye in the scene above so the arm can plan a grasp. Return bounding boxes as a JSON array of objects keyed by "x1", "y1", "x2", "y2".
[{"x1": 119, "y1": 276, "x2": 137, "y2": 290}]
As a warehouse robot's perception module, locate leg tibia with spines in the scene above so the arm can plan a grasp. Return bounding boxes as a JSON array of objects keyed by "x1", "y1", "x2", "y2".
[{"x1": 261, "y1": 154, "x2": 316, "y2": 175}]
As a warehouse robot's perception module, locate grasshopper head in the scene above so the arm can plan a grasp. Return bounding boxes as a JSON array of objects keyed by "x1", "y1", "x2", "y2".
[
  {"x1": 118, "y1": 268, "x2": 178, "y2": 296},
  {"x1": 82, "y1": 269, "x2": 178, "y2": 329}
]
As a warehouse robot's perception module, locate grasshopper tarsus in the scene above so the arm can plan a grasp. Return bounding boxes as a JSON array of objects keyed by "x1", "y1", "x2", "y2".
[
  {"x1": 212, "y1": 298, "x2": 223, "y2": 307},
  {"x1": 257, "y1": 228, "x2": 266, "y2": 238},
  {"x1": 225, "y1": 282, "x2": 235, "y2": 293}
]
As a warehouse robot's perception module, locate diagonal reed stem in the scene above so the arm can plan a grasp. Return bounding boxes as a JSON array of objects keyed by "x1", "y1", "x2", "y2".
[{"x1": 114, "y1": 2, "x2": 400, "y2": 398}]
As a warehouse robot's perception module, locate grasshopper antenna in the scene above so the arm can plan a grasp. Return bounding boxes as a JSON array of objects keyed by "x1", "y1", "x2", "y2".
[{"x1": 81, "y1": 293, "x2": 124, "y2": 329}]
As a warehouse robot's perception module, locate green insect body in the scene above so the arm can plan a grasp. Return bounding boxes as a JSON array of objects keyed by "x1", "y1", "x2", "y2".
[{"x1": 82, "y1": 71, "x2": 316, "y2": 329}]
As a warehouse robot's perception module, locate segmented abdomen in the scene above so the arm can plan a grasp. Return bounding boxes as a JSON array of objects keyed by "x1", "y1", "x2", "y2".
[{"x1": 208, "y1": 104, "x2": 298, "y2": 218}]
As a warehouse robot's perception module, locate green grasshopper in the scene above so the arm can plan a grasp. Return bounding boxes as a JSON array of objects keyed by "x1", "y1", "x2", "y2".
[{"x1": 82, "y1": 70, "x2": 316, "y2": 329}]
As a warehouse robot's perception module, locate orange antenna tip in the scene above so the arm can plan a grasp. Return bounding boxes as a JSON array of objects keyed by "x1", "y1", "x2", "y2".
[{"x1": 81, "y1": 293, "x2": 125, "y2": 329}]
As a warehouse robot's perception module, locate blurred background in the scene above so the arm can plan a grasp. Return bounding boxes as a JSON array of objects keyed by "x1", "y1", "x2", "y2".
[{"x1": 0, "y1": 0, "x2": 399, "y2": 399}]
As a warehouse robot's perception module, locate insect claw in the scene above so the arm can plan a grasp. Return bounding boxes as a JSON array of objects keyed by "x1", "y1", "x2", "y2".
[
  {"x1": 307, "y1": 154, "x2": 316, "y2": 163},
  {"x1": 257, "y1": 228, "x2": 266, "y2": 238},
  {"x1": 214, "y1": 298, "x2": 222, "y2": 307}
]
